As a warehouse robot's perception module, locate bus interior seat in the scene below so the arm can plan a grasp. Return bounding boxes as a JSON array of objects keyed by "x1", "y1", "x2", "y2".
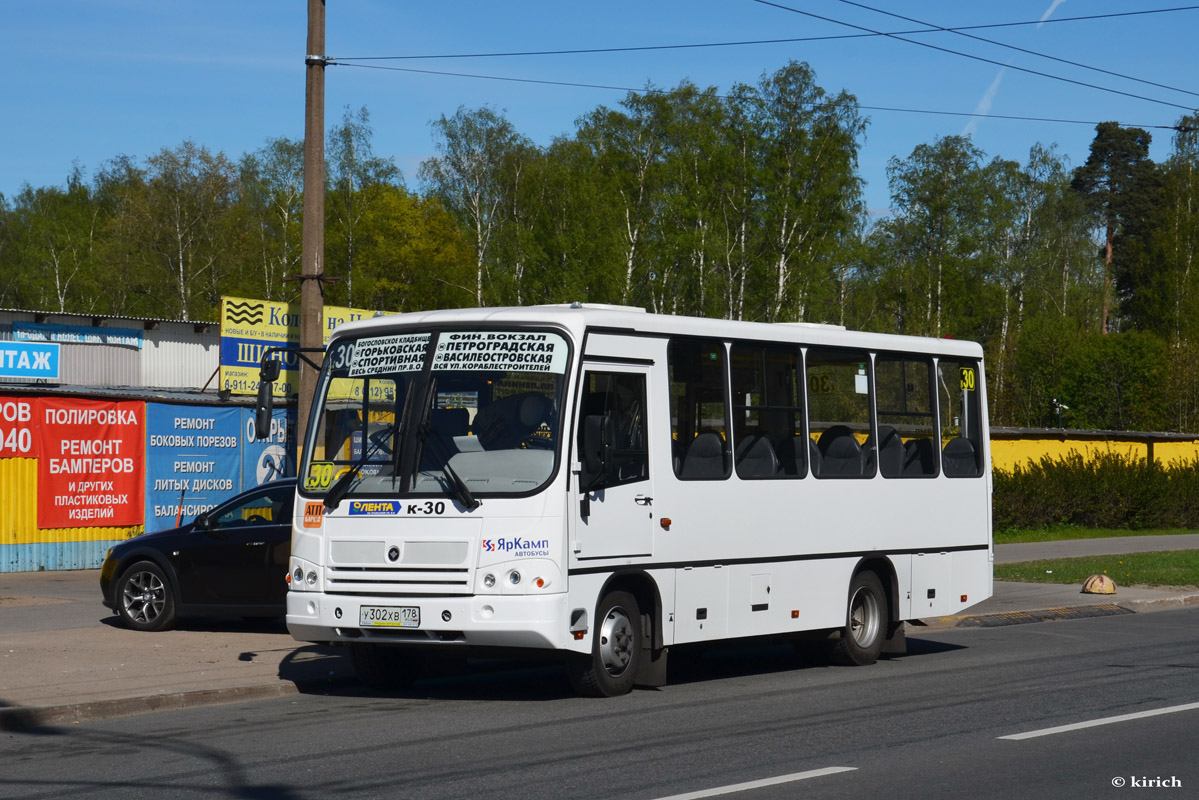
[
  {"x1": 734, "y1": 434, "x2": 779, "y2": 478},
  {"x1": 681, "y1": 431, "x2": 726, "y2": 478},
  {"x1": 942, "y1": 437, "x2": 979, "y2": 477},
  {"x1": 582, "y1": 391, "x2": 613, "y2": 418},
  {"x1": 517, "y1": 393, "x2": 552, "y2": 429},
  {"x1": 473, "y1": 392, "x2": 552, "y2": 449},
  {"x1": 902, "y1": 437, "x2": 937, "y2": 476},
  {"x1": 808, "y1": 437, "x2": 822, "y2": 476},
  {"x1": 817, "y1": 425, "x2": 863, "y2": 477},
  {"x1": 866, "y1": 425, "x2": 904, "y2": 477},
  {"x1": 773, "y1": 434, "x2": 807, "y2": 476}
]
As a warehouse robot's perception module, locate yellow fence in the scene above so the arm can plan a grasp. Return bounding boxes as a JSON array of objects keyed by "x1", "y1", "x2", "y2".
[
  {"x1": 990, "y1": 428, "x2": 1199, "y2": 472},
  {"x1": 0, "y1": 458, "x2": 142, "y2": 572}
]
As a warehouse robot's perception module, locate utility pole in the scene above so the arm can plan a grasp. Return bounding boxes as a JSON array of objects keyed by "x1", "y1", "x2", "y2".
[{"x1": 298, "y1": 0, "x2": 326, "y2": 450}]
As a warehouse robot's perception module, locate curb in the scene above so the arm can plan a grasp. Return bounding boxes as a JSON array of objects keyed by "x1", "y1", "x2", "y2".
[
  {"x1": 919, "y1": 592, "x2": 1199, "y2": 631},
  {"x1": 1122, "y1": 593, "x2": 1199, "y2": 612},
  {"x1": 0, "y1": 676, "x2": 357, "y2": 732},
  {"x1": 948, "y1": 603, "x2": 1134, "y2": 628}
]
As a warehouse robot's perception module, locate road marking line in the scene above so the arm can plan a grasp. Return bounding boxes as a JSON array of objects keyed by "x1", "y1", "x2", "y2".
[
  {"x1": 652, "y1": 767, "x2": 858, "y2": 800},
  {"x1": 999, "y1": 701, "x2": 1199, "y2": 741}
]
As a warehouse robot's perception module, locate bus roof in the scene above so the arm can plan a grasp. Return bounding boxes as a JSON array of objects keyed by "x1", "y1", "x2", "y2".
[{"x1": 330, "y1": 304, "x2": 984, "y2": 359}]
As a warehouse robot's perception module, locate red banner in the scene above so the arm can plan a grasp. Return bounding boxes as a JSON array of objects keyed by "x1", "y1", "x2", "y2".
[
  {"x1": 0, "y1": 396, "x2": 38, "y2": 457},
  {"x1": 37, "y1": 398, "x2": 145, "y2": 529}
]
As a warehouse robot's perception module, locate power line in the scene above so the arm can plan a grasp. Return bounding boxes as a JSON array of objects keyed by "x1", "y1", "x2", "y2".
[
  {"x1": 330, "y1": 5, "x2": 1199, "y2": 63},
  {"x1": 836, "y1": 0, "x2": 1199, "y2": 100},
  {"x1": 751, "y1": 0, "x2": 1197, "y2": 113},
  {"x1": 336, "y1": 62, "x2": 1183, "y2": 132}
]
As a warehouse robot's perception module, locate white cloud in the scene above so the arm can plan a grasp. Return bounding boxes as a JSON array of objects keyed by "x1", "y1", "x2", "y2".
[
  {"x1": 1038, "y1": 0, "x2": 1068, "y2": 28},
  {"x1": 963, "y1": 69, "x2": 1006, "y2": 138}
]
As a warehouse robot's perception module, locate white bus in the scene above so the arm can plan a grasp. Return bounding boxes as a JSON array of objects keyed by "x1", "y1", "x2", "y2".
[{"x1": 278, "y1": 304, "x2": 992, "y2": 696}]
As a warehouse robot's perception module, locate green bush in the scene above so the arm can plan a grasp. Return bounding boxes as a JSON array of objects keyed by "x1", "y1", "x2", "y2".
[{"x1": 993, "y1": 452, "x2": 1199, "y2": 531}]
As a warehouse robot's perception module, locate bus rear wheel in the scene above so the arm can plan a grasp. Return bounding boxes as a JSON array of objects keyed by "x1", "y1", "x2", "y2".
[
  {"x1": 567, "y1": 590, "x2": 641, "y2": 697},
  {"x1": 830, "y1": 571, "x2": 885, "y2": 667}
]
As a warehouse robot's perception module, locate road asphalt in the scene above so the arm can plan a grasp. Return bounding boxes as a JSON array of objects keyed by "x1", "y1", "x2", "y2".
[{"x1": 3, "y1": 534, "x2": 1199, "y2": 729}]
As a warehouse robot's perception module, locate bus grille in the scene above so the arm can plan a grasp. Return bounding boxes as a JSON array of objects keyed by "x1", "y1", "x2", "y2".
[{"x1": 325, "y1": 566, "x2": 471, "y2": 595}]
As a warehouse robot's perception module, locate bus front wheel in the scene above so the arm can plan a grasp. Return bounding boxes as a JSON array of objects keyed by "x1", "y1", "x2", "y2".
[
  {"x1": 830, "y1": 571, "x2": 885, "y2": 667},
  {"x1": 567, "y1": 590, "x2": 642, "y2": 697}
]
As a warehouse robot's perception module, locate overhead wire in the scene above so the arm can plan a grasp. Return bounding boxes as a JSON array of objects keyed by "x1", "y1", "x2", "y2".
[
  {"x1": 330, "y1": 5, "x2": 1199, "y2": 63},
  {"x1": 335, "y1": 62, "x2": 1183, "y2": 132},
  {"x1": 835, "y1": 0, "x2": 1199, "y2": 100},
  {"x1": 751, "y1": 0, "x2": 1196, "y2": 112},
  {"x1": 327, "y1": 2, "x2": 1195, "y2": 134}
]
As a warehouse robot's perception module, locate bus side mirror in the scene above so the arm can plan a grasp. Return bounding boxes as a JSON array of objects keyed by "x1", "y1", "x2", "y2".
[
  {"x1": 254, "y1": 360, "x2": 281, "y2": 440},
  {"x1": 581, "y1": 415, "x2": 613, "y2": 487}
]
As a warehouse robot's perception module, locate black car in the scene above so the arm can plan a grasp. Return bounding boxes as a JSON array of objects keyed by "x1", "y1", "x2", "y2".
[{"x1": 100, "y1": 479, "x2": 297, "y2": 631}]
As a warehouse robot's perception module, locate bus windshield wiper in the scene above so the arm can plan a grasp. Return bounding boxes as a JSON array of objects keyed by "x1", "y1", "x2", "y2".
[
  {"x1": 324, "y1": 423, "x2": 397, "y2": 511},
  {"x1": 419, "y1": 424, "x2": 481, "y2": 511}
]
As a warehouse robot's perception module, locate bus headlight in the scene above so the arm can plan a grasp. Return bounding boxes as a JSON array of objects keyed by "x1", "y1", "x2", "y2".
[
  {"x1": 477, "y1": 560, "x2": 561, "y2": 595},
  {"x1": 289, "y1": 559, "x2": 321, "y2": 592}
]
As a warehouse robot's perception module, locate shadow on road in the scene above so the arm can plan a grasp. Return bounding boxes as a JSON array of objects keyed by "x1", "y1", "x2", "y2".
[{"x1": 306, "y1": 634, "x2": 970, "y2": 702}]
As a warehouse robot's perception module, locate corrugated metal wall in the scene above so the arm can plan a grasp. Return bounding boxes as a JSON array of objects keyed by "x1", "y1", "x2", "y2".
[
  {"x1": 0, "y1": 458, "x2": 141, "y2": 572},
  {"x1": 60, "y1": 342, "x2": 140, "y2": 386},
  {"x1": 0, "y1": 310, "x2": 219, "y2": 389},
  {"x1": 141, "y1": 327, "x2": 220, "y2": 389}
]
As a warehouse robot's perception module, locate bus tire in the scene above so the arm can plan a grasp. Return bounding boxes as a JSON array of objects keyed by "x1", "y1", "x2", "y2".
[
  {"x1": 349, "y1": 644, "x2": 421, "y2": 690},
  {"x1": 830, "y1": 571, "x2": 885, "y2": 667},
  {"x1": 567, "y1": 590, "x2": 641, "y2": 697}
]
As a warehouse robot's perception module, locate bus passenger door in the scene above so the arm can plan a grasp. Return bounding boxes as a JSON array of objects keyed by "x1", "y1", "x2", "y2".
[{"x1": 574, "y1": 367, "x2": 654, "y2": 559}]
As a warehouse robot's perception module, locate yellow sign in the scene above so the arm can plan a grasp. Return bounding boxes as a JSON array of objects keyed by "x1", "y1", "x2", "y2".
[
  {"x1": 218, "y1": 296, "x2": 393, "y2": 396},
  {"x1": 306, "y1": 461, "x2": 335, "y2": 491},
  {"x1": 960, "y1": 367, "x2": 977, "y2": 392}
]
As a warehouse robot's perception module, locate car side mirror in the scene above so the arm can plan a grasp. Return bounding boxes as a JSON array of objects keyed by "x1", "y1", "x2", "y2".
[{"x1": 194, "y1": 512, "x2": 211, "y2": 530}]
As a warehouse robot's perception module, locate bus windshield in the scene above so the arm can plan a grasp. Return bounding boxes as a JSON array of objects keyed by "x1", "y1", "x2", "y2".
[{"x1": 301, "y1": 329, "x2": 570, "y2": 501}]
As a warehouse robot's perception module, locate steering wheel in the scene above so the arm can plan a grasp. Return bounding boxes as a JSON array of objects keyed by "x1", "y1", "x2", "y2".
[{"x1": 246, "y1": 515, "x2": 268, "y2": 524}]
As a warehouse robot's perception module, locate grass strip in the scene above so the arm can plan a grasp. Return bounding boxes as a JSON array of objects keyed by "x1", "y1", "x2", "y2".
[
  {"x1": 995, "y1": 527, "x2": 1199, "y2": 544},
  {"x1": 994, "y1": 549, "x2": 1199, "y2": 589}
]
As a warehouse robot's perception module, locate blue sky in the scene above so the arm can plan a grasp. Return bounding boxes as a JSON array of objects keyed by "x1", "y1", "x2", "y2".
[{"x1": 3, "y1": 1, "x2": 1195, "y2": 218}]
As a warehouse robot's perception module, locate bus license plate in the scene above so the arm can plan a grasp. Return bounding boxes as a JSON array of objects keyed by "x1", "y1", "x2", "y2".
[{"x1": 359, "y1": 605, "x2": 420, "y2": 628}]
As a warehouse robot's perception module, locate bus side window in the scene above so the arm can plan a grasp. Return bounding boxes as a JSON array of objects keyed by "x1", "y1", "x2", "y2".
[
  {"x1": 731, "y1": 344, "x2": 804, "y2": 479},
  {"x1": 937, "y1": 359, "x2": 983, "y2": 478},
  {"x1": 875, "y1": 356, "x2": 937, "y2": 478},
  {"x1": 806, "y1": 348, "x2": 874, "y2": 479},
  {"x1": 578, "y1": 371, "x2": 648, "y2": 489},
  {"x1": 669, "y1": 338, "x2": 730, "y2": 480}
]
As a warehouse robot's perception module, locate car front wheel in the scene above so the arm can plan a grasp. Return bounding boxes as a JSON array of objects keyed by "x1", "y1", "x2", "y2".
[{"x1": 116, "y1": 561, "x2": 177, "y2": 632}]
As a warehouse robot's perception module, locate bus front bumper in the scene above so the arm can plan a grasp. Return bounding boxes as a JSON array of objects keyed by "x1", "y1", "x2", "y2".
[{"x1": 286, "y1": 590, "x2": 577, "y2": 651}]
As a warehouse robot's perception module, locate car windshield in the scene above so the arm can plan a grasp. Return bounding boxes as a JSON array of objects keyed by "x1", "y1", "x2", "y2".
[{"x1": 301, "y1": 329, "x2": 570, "y2": 501}]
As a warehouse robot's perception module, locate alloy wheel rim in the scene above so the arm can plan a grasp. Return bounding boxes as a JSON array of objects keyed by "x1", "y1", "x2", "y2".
[{"x1": 122, "y1": 571, "x2": 166, "y2": 624}]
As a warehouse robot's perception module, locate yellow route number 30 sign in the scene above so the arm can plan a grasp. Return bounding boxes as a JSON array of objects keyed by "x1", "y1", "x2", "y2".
[{"x1": 960, "y1": 367, "x2": 977, "y2": 392}]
